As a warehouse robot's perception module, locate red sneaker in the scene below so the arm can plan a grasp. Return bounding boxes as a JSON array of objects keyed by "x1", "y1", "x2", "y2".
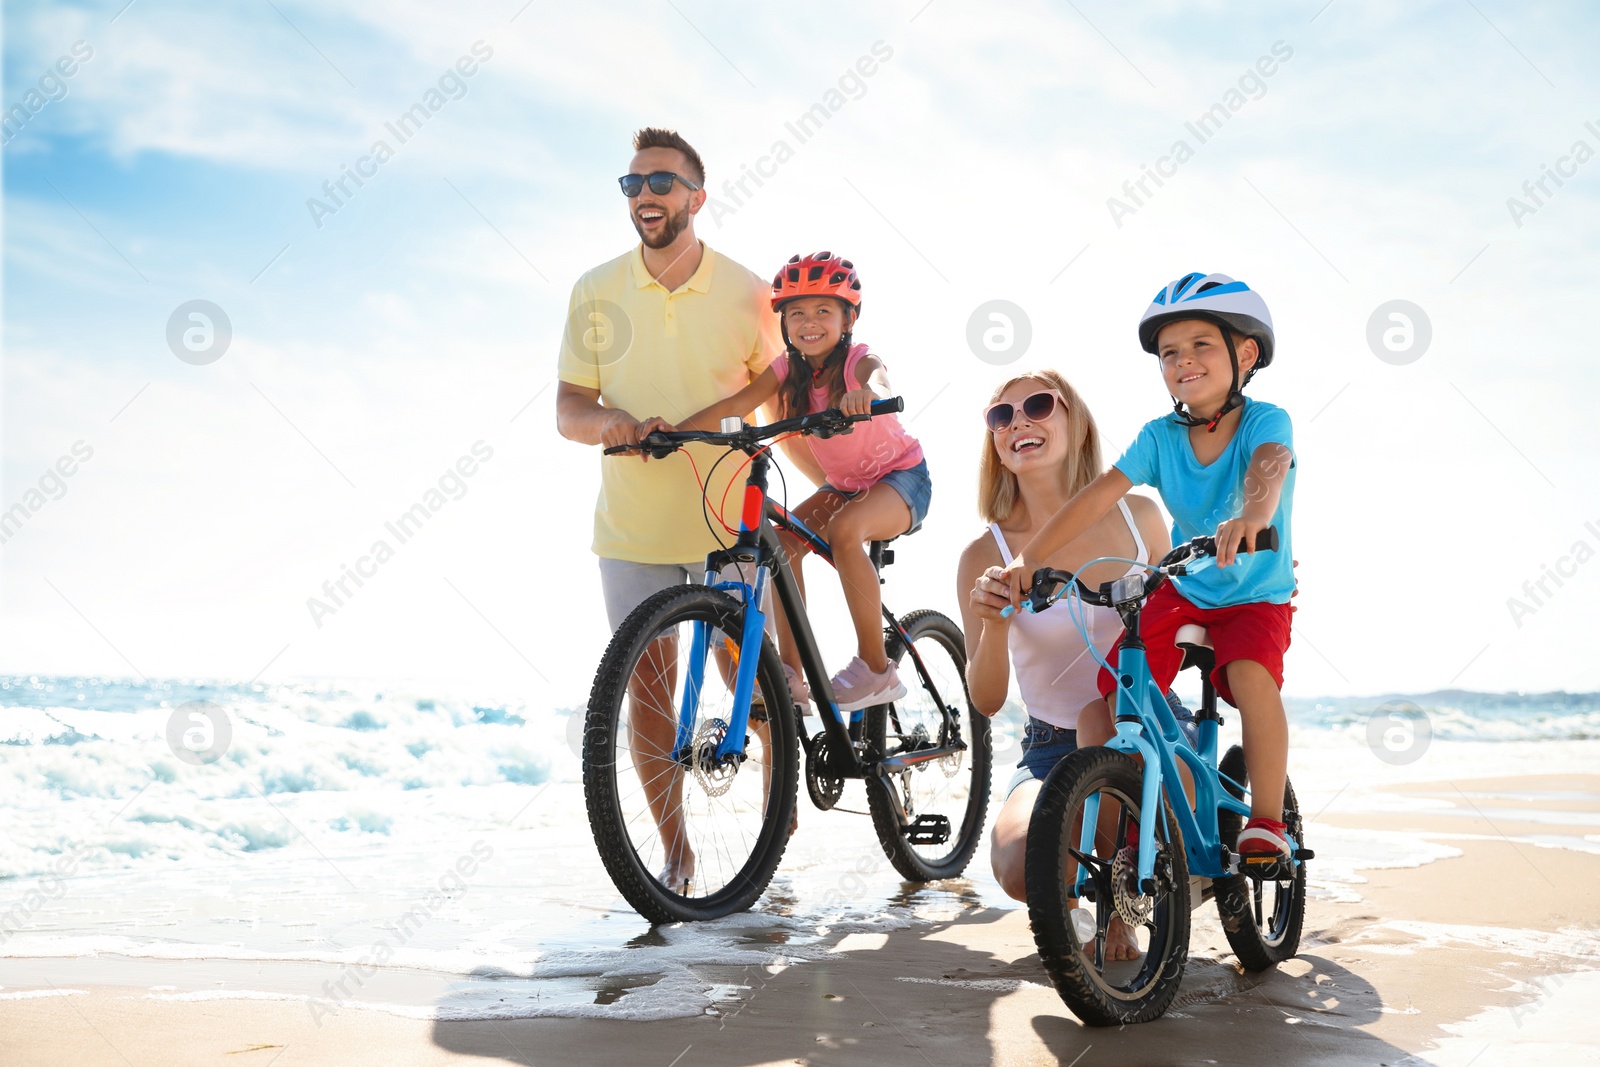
[{"x1": 1238, "y1": 817, "x2": 1290, "y2": 858}]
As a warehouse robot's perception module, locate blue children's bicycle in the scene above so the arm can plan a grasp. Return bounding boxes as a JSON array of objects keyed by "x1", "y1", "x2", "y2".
[
  {"x1": 583, "y1": 399, "x2": 989, "y2": 924},
  {"x1": 1013, "y1": 528, "x2": 1310, "y2": 1025}
]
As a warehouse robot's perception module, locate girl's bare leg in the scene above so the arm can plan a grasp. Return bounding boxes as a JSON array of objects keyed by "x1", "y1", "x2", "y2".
[{"x1": 825, "y1": 485, "x2": 911, "y2": 671}]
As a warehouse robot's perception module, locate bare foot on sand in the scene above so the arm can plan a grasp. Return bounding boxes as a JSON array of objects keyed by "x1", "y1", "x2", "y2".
[
  {"x1": 1072, "y1": 906, "x2": 1142, "y2": 961},
  {"x1": 1102, "y1": 914, "x2": 1141, "y2": 961},
  {"x1": 659, "y1": 843, "x2": 695, "y2": 896}
]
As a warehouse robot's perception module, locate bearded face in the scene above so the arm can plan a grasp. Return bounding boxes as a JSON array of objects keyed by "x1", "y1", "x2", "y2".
[{"x1": 630, "y1": 196, "x2": 692, "y2": 249}]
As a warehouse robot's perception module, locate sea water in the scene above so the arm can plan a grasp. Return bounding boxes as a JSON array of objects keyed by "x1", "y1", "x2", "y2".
[{"x1": 0, "y1": 675, "x2": 1596, "y2": 1022}]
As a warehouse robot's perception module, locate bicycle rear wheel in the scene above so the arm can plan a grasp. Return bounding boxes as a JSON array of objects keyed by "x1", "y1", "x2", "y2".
[
  {"x1": 583, "y1": 584, "x2": 797, "y2": 924},
  {"x1": 1025, "y1": 747, "x2": 1191, "y2": 1026},
  {"x1": 1215, "y1": 745, "x2": 1307, "y2": 970},
  {"x1": 865, "y1": 610, "x2": 991, "y2": 881}
]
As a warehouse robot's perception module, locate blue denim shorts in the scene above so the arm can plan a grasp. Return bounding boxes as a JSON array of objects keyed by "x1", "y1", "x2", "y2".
[
  {"x1": 1005, "y1": 718, "x2": 1079, "y2": 798},
  {"x1": 821, "y1": 459, "x2": 932, "y2": 533},
  {"x1": 1003, "y1": 694, "x2": 1201, "y2": 799}
]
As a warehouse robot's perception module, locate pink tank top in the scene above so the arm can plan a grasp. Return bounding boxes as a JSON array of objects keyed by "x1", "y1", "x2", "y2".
[
  {"x1": 772, "y1": 343, "x2": 924, "y2": 493},
  {"x1": 988, "y1": 500, "x2": 1147, "y2": 730}
]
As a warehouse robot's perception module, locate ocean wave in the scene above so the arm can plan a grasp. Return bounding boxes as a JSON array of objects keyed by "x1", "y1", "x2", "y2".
[
  {"x1": 0, "y1": 678, "x2": 554, "y2": 880},
  {"x1": 1283, "y1": 691, "x2": 1600, "y2": 742}
]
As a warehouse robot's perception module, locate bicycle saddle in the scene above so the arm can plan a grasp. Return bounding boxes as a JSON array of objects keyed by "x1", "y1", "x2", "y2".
[{"x1": 1175, "y1": 624, "x2": 1215, "y2": 673}]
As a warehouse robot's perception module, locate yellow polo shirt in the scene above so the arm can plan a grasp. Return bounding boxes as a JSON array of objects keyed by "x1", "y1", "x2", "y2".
[{"x1": 558, "y1": 242, "x2": 782, "y2": 564}]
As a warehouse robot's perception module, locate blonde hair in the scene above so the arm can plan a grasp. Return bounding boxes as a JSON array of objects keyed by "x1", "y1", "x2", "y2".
[{"x1": 977, "y1": 370, "x2": 1103, "y2": 524}]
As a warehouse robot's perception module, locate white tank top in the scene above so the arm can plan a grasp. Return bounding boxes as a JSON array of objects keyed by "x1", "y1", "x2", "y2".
[{"x1": 988, "y1": 500, "x2": 1148, "y2": 730}]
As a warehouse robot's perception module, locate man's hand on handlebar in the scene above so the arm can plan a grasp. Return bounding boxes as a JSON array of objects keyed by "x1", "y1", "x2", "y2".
[{"x1": 600, "y1": 412, "x2": 675, "y2": 459}]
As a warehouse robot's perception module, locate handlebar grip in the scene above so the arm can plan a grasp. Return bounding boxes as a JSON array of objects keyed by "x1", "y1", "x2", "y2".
[
  {"x1": 870, "y1": 397, "x2": 905, "y2": 416},
  {"x1": 603, "y1": 432, "x2": 677, "y2": 459},
  {"x1": 1189, "y1": 525, "x2": 1280, "y2": 560}
]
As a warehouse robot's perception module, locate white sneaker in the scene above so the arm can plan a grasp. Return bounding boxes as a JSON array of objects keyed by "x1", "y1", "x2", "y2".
[{"x1": 829, "y1": 657, "x2": 907, "y2": 713}]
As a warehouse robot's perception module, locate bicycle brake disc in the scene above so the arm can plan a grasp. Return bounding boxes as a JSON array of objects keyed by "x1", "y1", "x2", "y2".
[
  {"x1": 690, "y1": 719, "x2": 738, "y2": 797},
  {"x1": 936, "y1": 717, "x2": 964, "y2": 778},
  {"x1": 1111, "y1": 846, "x2": 1154, "y2": 929}
]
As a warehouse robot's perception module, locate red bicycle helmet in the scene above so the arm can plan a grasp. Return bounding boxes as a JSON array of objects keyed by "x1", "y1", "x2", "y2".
[{"x1": 770, "y1": 251, "x2": 862, "y2": 314}]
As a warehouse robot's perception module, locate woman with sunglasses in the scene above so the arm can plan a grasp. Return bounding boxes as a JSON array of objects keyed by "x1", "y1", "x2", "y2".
[{"x1": 959, "y1": 370, "x2": 1187, "y2": 961}]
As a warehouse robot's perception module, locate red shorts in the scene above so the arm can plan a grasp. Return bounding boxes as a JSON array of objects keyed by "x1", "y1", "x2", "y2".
[{"x1": 1095, "y1": 583, "x2": 1292, "y2": 708}]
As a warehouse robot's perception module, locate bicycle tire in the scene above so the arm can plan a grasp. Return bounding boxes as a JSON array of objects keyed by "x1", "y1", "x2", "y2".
[
  {"x1": 864, "y1": 609, "x2": 990, "y2": 881},
  {"x1": 583, "y1": 583, "x2": 797, "y2": 924},
  {"x1": 1214, "y1": 745, "x2": 1307, "y2": 970},
  {"x1": 1025, "y1": 746, "x2": 1191, "y2": 1026}
]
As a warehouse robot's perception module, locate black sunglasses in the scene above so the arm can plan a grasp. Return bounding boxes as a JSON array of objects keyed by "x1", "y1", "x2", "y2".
[
  {"x1": 984, "y1": 390, "x2": 1061, "y2": 432},
  {"x1": 618, "y1": 171, "x2": 701, "y2": 197}
]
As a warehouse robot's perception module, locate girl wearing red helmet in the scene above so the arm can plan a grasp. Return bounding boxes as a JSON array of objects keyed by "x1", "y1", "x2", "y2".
[{"x1": 680, "y1": 252, "x2": 931, "y2": 711}]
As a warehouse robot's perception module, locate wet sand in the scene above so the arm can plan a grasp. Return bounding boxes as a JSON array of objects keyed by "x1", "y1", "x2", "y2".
[{"x1": 3, "y1": 774, "x2": 1597, "y2": 1066}]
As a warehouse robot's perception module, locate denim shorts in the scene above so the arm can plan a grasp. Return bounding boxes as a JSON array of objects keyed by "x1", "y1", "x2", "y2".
[
  {"x1": 1003, "y1": 694, "x2": 1201, "y2": 799},
  {"x1": 1005, "y1": 718, "x2": 1079, "y2": 798},
  {"x1": 820, "y1": 459, "x2": 932, "y2": 533}
]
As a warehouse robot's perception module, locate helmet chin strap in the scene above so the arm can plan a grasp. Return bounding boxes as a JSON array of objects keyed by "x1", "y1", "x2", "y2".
[{"x1": 1169, "y1": 329, "x2": 1244, "y2": 433}]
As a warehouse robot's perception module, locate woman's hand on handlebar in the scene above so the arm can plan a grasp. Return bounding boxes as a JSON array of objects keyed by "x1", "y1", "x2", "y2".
[
  {"x1": 969, "y1": 565, "x2": 1017, "y2": 624},
  {"x1": 996, "y1": 554, "x2": 1030, "y2": 611}
]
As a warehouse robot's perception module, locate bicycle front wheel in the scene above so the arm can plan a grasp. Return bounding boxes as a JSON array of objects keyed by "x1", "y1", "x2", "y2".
[
  {"x1": 583, "y1": 584, "x2": 797, "y2": 924},
  {"x1": 1025, "y1": 747, "x2": 1191, "y2": 1026},
  {"x1": 865, "y1": 610, "x2": 991, "y2": 881}
]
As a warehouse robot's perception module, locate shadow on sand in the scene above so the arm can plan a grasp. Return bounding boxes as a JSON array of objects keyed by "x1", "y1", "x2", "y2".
[{"x1": 426, "y1": 877, "x2": 1416, "y2": 1067}]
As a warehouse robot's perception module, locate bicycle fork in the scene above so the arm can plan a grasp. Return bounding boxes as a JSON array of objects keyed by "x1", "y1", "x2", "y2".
[
  {"x1": 671, "y1": 468, "x2": 774, "y2": 765},
  {"x1": 1097, "y1": 643, "x2": 1167, "y2": 893}
]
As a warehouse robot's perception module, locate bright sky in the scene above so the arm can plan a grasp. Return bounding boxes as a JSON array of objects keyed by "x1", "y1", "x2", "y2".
[{"x1": 3, "y1": 1, "x2": 1597, "y2": 707}]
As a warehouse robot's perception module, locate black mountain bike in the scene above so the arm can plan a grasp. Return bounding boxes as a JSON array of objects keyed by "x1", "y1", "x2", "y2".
[{"x1": 582, "y1": 398, "x2": 990, "y2": 924}]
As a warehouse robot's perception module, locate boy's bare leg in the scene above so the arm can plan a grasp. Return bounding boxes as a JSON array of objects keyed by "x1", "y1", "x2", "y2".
[{"x1": 1227, "y1": 659, "x2": 1288, "y2": 823}]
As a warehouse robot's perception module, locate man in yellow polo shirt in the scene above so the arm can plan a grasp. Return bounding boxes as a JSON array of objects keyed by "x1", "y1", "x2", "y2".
[{"x1": 556, "y1": 128, "x2": 787, "y2": 893}]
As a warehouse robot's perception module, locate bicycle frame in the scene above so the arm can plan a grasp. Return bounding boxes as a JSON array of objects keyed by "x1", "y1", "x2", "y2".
[
  {"x1": 1071, "y1": 588, "x2": 1294, "y2": 894},
  {"x1": 670, "y1": 446, "x2": 967, "y2": 787}
]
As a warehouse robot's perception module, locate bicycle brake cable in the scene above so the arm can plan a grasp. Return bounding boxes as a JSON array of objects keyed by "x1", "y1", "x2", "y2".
[
  {"x1": 1055, "y1": 555, "x2": 1159, "y2": 678},
  {"x1": 690, "y1": 447, "x2": 739, "y2": 544}
]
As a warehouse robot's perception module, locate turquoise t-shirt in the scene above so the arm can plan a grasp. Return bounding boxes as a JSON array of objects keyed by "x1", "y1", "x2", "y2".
[{"x1": 1112, "y1": 399, "x2": 1296, "y2": 608}]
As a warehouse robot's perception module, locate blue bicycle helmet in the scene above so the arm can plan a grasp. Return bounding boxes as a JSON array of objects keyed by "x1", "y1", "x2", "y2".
[{"x1": 1138, "y1": 272, "x2": 1275, "y2": 431}]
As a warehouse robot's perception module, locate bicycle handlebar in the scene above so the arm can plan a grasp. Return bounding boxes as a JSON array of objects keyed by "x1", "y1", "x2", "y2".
[
  {"x1": 602, "y1": 397, "x2": 905, "y2": 458},
  {"x1": 1020, "y1": 526, "x2": 1280, "y2": 615}
]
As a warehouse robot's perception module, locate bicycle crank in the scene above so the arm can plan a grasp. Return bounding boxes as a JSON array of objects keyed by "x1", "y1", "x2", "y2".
[{"x1": 804, "y1": 731, "x2": 847, "y2": 810}]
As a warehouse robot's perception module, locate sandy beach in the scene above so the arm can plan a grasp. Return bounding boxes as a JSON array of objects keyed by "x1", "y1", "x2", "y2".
[{"x1": 3, "y1": 767, "x2": 1596, "y2": 1067}]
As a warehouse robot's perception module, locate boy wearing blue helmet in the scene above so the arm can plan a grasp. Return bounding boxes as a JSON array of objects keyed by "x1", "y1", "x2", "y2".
[{"x1": 999, "y1": 272, "x2": 1296, "y2": 858}]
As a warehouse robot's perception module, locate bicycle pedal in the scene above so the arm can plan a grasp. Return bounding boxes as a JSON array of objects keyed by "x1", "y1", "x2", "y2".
[
  {"x1": 1240, "y1": 855, "x2": 1294, "y2": 880},
  {"x1": 906, "y1": 813, "x2": 951, "y2": 845}
]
